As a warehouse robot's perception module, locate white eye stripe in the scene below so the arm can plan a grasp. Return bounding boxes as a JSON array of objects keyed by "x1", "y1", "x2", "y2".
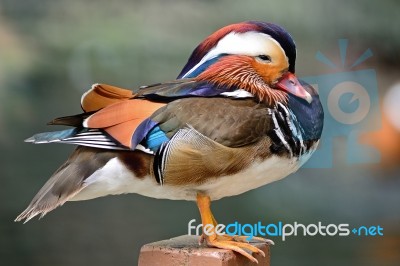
[{"x1": 182, "y1": 32, "x2": 288, "y2": 78}]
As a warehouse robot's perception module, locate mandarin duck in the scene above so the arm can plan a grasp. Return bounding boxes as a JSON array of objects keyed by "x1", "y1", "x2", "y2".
[{"x1": 16, "y1": 21, "x2": 323, "y2": 262}]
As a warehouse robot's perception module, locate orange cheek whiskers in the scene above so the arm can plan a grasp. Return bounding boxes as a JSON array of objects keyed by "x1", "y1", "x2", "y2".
[{"x1": 196, "y1": 56, "x2": 288, "y2": 105}]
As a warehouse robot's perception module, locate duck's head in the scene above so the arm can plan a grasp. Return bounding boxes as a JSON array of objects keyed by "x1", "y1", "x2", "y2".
[{"x1": 178, "y1": 21, "x2": 312, "y2": 105}]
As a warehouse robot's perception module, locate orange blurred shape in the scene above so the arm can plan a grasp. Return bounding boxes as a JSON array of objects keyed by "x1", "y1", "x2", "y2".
[
  {"x1": 361, "y1": 114, "x2": 400, "y2": 168},
  {"x1": 359, "y1": 234, "x2": 400, "y2": 264}
]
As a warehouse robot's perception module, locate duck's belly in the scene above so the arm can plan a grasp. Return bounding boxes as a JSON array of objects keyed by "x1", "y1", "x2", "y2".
[
  {"x1": 195, "y1": 155, "x2": 300, "y2": 200},
  {"x1": 71, "y1": 154, "x2": 304, "y2": 202}
]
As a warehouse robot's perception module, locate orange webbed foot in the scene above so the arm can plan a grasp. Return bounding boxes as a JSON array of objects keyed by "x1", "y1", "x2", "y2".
[
  {"x1": 204, "y1": 234, "x2": 265, "y2": 263},
  {"x1": 196, "y1": 193, "x2": 270, "y2": 263}
]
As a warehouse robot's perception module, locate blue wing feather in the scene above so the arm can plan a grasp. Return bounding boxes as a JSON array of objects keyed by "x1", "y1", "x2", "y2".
[
  {"x1": 25, "y1": 128, "x2": 127, "y2": 150},
  {"x1": 145, "y1": 126, "x2": 170, "y2": 152},
  {"x1": 25, "y1": 128, "x2": 80, "y2": 143},
  {"x1": 178, "y1": 55, "x2": 225, "y2": 79},
  {"x1": 138, "y1": 81, "x2": 234, "y2": 101}
]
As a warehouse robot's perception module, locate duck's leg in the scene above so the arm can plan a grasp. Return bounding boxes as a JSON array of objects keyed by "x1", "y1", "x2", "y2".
[
  {"x1": 196, "y1": 193, "x2": 266, "y2": 263},
  {"x1": 198, "y1": 211, "x2": 218, "y2": 244}
]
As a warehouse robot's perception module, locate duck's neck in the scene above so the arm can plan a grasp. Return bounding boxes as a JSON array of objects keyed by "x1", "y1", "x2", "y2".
[{"x1": 288, "y1": 94, "x2": 324, "y2": 141}]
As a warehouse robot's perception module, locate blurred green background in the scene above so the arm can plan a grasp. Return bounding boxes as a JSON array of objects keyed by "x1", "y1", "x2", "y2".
[{"x1": 1, "y1": 0, "x2": 399, "y2": 265}]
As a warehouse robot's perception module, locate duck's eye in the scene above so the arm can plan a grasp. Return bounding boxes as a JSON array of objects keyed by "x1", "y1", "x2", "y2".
[{"x1": 257, "y1": 55, "x2": 272, "y2": 62}]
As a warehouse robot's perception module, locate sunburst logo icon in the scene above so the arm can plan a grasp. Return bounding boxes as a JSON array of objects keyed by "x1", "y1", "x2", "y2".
[{"x1": 302, "y1": 39, "x2": 381, "y2": 168}]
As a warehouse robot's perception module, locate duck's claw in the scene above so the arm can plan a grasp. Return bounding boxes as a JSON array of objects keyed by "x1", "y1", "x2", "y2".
[{"x1": 205, "y1": 235, "x2": 263, "y2": 263}]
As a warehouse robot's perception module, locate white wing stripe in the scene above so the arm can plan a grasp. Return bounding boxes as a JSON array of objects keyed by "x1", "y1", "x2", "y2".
[{"x1": 271, "y1": 112, "x2": 293, "y2": 157}]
